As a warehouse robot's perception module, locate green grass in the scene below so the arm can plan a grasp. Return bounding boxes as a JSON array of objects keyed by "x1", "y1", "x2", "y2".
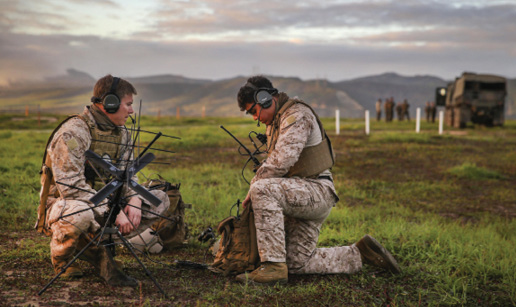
[
  {"x1": 447, "y1": 162, "x2": 506, "y2": 180},
  {"x1": 0, "y1": 115, "x2": 515, "y2": 306}
]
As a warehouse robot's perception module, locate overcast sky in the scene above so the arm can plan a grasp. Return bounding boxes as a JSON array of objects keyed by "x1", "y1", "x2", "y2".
[{"x1": 1, "y1": 0, "x2": 515, "y2": 86}]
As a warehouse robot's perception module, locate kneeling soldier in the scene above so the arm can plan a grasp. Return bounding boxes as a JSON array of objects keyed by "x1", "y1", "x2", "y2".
[{"x1": 235, "y1": 76, "x2": 401, "y2": 284}]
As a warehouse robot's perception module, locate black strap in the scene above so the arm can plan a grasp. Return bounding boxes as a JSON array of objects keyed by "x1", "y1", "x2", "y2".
[{"x1": 317, "y1": 176, "x2": 333, "y2": 182}]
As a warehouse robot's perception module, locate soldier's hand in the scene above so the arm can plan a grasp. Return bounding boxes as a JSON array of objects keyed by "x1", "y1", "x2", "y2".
[
  {"x1": 115, "y1": 197, "x2": 142, "y2": 234},
  {"x1": 125, "y1": 197, "x2": 142, "y2": 230},
  {"x1": 242, "y1": 192, "x2": 251, "y2": 208},
  {"x1": 115, "y1": 212, "x2": 132, "y2": 235}
]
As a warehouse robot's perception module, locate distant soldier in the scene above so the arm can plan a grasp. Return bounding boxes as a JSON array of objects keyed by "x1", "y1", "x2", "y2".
[
  {"x1": 375, "y1": 98, "x2": 382, "y2": 121},
  {"x1": 384, "y1": 98, "x2": 390, "y2": 122},
  {"x1": 430, "y1": 101, "x2": 437, "y2": 123},
  {"x1": 385, "y1": 97, "x2": 395, "y2": 122},
  {"x1": 401, "y1": 99, "x2": 410, "y2": 121},
  {"x1": 396, "y1": 103, "x2": 403, "y2": 121},
  {"x1": 390, "y1": 98, "x2": 396, "y2": 122},
  {"x1": 425, "y1": 101, "x2": 431, "y2": 122}
]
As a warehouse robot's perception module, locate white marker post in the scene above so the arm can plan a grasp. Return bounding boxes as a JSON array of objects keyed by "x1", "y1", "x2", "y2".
[
  {"x1": 365, "y1": 110, "x2": 370, "y2": 135},
  {"x1": 416, "y1": 107, "x2": 421, "y2": 133},
  {"x1": 335, "y1": 109, "x2": 340, "y2": 135},
  {"x1": 439, "y1": 110, "x2": 444, "y2": 135}
]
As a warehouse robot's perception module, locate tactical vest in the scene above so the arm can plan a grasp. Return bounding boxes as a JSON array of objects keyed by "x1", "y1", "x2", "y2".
[
  {"x1": 80, "y1": 114, "x2": 123, "y2": 190},
  {"x1": 35, "y1": 114, "x2": 123, "y2": 235},
  {"x1": 267, "y1": 99, "x2": 335, "y2": 178}
]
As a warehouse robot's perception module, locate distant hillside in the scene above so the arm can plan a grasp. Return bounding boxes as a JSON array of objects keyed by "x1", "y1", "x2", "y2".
[
  {"x1": 1, "y1": 69, "x2": 514, "y2": 118},
  {"x1": 332, "y1": 72, "x2": 449, "y2": 115}
]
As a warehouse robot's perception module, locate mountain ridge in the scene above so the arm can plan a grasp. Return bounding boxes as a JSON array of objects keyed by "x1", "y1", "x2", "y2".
[{"x1": 1, "y1": 69, "x2": 514, "y2": 118}]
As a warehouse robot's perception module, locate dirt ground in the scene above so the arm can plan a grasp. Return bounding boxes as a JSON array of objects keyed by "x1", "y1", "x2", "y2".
[{"x1": 1, "y1": 230, "x2": 219, "y2": 306}]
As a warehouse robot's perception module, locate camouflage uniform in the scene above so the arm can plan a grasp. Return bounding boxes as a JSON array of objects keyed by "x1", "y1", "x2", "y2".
[
  {"x1": 249, "y1": 100, "x2": 362, "y2": 274},
  {"x1": 45, "y1": 106, "x2": 169, "y2": 271}
]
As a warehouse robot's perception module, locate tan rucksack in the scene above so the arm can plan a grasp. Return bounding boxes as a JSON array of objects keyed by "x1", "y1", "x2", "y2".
[
  {"x1": 210, "y1": 202, "x2": 260, "y2": 275},
  {"x1": 146, "y1": 179, "x2": 190, "y2": 250}
]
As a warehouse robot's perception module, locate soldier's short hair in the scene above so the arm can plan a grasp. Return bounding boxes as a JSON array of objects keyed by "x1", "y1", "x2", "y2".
[
  {"x1": 92, "y1": 74, "x2": 137, "y2": 102},
  {"x1": 237, "y1": 75, "x2": 275, "y2": 111}
]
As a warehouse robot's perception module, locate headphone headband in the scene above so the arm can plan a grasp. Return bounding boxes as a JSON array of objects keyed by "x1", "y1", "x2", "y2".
[{"x1": 109, "y1": 77, "x2": 120, "y2": 95}]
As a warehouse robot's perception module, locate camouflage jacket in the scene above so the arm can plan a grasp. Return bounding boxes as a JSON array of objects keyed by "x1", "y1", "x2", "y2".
[
  {"x1": 251, "y1": 99, "x2": 337, "y2": 198},
  {"x1": 46, "y1": 106, "x2": 135, "y2": 204}
]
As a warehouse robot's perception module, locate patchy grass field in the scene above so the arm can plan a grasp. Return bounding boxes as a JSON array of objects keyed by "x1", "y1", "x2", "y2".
[{"x1": 0, "y1": 115, "x2": 515, "y2": 306}]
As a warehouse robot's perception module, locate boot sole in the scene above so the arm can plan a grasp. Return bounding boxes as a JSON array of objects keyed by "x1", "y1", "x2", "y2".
[
  {"x1": 61, "y1": 271, "x2": 84, "y2": 279},
  {"x1": 237, "y1": 278, "x2": 288, "y2": 286},
  {"x1": 362, "y1": 235, "x2": 401, "y2": 274},
  {"x1": 235, "y1": 274, "x2": 288, "y2": 286}
]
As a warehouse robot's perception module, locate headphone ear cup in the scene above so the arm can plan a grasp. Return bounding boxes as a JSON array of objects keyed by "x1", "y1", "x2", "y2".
[
  {"x1": 101, "y1": 77, "x2": 121, "y2": 113},
  {"x1": 255, "y1": 90, "x2": 273, "y2": 109},
  {"x1": 103, "y1": 93, "x2": 121, "y2": 113}
]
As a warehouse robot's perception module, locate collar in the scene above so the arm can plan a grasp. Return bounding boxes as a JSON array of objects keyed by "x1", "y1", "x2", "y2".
[{"x1": 86, "y1": 104, "x2": 117, "y2": 131}]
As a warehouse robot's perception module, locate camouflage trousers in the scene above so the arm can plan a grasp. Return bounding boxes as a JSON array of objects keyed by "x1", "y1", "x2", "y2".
[
  {"x1": 47, "y1": 190, "x2": 169, "y2": 270},
  {"x1": 249, "y1": 177, "x2": 362, "y2": 274}
]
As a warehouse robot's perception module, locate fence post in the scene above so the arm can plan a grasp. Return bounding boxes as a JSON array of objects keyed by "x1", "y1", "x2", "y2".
[
  {"x1": 365, "y1": 110, "x2": 370, "y2": 135},
  {"x1": 439, "y1": 110, "x2": 444, "y2": 135},
  {"x1": 416, "y1": 107, "x2": 421, "y2": 133},
  {"x1": 176, "y1": 107, "x2": 180, "y2": 120}
]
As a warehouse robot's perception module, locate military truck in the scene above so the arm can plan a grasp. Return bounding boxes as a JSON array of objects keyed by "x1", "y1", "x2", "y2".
[{"x1": 435, "y1": 72, "x2": 506, "y2": 128}]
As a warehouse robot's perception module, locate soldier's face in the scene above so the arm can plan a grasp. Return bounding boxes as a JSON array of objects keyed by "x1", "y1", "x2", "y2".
[
  {"x1": 106, "y1": 94, "x2": 134, "y2": 126},
  {"x1": 244, "y1": 98, "x2": 276, "y2": 126}
]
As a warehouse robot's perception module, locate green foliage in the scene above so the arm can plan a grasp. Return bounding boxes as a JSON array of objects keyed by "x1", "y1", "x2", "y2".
[
  {"x1": 448, "y1": 162, "x2": 506, "y2": 180},
  {"x1": 370, "y1": 132, "x2": 435, "y2": 143}
]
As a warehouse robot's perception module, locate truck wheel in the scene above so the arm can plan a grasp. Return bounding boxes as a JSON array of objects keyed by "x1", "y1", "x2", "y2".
[
  {"x1": 453, "y1": 108, "x2": 461, "y2": 128},
  {"x1": 445, "y1": 109, "x2": 453, "y2": 126}
]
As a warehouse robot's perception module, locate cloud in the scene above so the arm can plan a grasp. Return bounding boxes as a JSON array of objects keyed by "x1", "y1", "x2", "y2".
[
  {"x1": 0, "y1": 0, "x2": 515, "y2": 86},
  {"x1": 140, "y1": 1, "x2": 516, "y2": 43}
]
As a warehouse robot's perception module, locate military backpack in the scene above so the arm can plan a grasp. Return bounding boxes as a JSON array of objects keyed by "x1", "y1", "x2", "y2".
[
  {"x1": 145, "y1": 179, "x2": 190, "y2": 251},
  {"x1": 210, "y1": 203, "x2": 260, "y2": 275}
]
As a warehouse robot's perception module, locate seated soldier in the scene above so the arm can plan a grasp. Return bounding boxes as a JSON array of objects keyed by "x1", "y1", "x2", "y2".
[{"x1": 36, "y1": 75, "x2": 170, "y2": 286}]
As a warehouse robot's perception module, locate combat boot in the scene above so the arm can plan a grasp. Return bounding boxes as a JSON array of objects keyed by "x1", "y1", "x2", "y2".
[
  {"x1": 96, "y1": 248, "x2": 139, "y2": 287},
  {"x1": 80, "y1": 245, "x2": 138, "y2": 287},
  {"x1": 55, "y1": 262, "x2": 83, "y2": 279},
  {"x1": 355, "y1": 235, "x2": 401, "y2": 274},
  {"x1": 235, "y1": 262, "x2": 288, "y2": 285},
  {"x1": 50, "y1": 226, "x2": 83, "y2": 278}
]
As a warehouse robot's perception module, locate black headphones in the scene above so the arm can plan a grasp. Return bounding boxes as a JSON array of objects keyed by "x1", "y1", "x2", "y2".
[
  {"x1": 246, "y1": 82, "x2": 278, "y2": 109},
  {"x1": 91, "y1": 77, "x2": 121, "y2": 114}
]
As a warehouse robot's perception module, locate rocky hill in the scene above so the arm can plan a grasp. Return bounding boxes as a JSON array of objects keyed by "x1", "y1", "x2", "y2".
[{"x1": 1, "y1": 69, "x2": 514, "y2": 118}]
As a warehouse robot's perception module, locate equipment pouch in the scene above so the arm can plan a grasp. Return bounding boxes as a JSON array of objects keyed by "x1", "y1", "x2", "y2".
[
  {"x1": 146, "y1": 179, "x2": 190, "y2": 250},
  {"x1": 210, "y1": 204, "x2": 260, "y2": 276}
]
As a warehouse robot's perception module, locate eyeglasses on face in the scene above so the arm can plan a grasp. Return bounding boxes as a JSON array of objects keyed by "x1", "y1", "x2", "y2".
[{"x1": 245, "y1": 102, "x2": 258, "y2": 115}]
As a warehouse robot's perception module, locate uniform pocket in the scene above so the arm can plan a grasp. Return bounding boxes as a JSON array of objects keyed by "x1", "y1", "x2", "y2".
[{"x1": 279, "y1": 180, "x2": 318, "y2": 207}]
